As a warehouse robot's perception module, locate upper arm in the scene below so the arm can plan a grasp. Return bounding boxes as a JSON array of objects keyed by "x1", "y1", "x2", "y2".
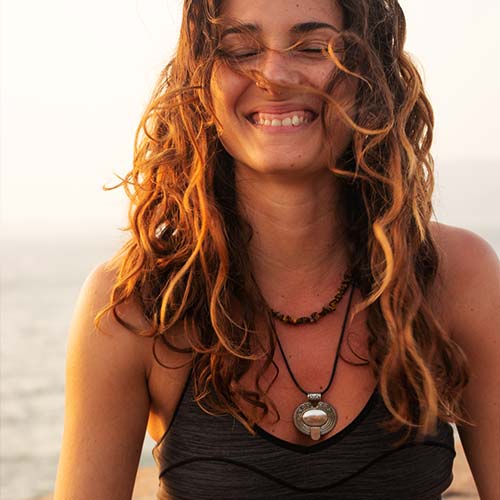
[
  {"x1": 54, "y1": 263, "x2": 154, "y2": 500},
  {"x1": 434, "y1": 224, "x2": 500, "y2": 499}
]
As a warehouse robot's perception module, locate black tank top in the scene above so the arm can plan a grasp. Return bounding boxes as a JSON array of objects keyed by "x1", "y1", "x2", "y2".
[{"x1": 153, "y1": 377, "x2": 455, "y2": 500}]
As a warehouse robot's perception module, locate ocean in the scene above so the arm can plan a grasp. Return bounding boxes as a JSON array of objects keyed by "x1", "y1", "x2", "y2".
[
  {"x1": 0, "y1": 231, "x2": 156, "y2": 500},
  {"x1": 1, "y1": 225, "x2": 499, "y2": 500}
]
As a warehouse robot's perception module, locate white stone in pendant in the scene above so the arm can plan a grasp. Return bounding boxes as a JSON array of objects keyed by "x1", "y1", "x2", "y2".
[{"x1": 302, "y1": 408, "x2": 328, "y2": 427}]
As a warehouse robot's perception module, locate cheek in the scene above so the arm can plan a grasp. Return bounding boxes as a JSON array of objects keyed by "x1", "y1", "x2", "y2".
[
  {"x1": 329, "y1": 76, "x2": 358, "y2": 141},
  {"x1": 209, "y1": 64, "x2": 247, "y2": 124},
  {"x1": 209, "y1": 69, "x2": 227, "y2": 126},
  {"x1": 342, "y1": 76, "x2": 359, "y2": 119},
  {"x1": 316, "y1": 92, "x2": 356, "y2": 161},
  {"x1": 209, "y1": 66, "x2": 246, "y2": 158}
]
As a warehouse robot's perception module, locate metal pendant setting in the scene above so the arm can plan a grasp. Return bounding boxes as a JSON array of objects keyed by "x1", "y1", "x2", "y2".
[{"x1": 293, "y1": 393, "x2": 337, "y2": 441}]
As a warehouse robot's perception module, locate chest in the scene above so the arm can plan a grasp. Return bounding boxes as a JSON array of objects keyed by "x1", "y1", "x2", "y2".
[
  {"x1": 236, "y1": 300, "x2": 376, "y2": 442},
  {"x1": 153, "y1": 377, "x2": 455, "y2": 500},
  {"x1": 147, "y1": 305, "x2": 376, "y2": 448}
]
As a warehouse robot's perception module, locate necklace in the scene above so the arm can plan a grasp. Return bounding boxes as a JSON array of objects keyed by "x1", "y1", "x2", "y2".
[
  {"x1": 274, "y1": 284, "x2": 355, "y2": 441},
  {"x1": 270, "y1": 272, "x2": 352, "y2": 325}
]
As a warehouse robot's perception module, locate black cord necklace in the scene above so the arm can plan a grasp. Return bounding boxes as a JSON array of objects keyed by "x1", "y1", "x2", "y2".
[{"x1": 274, "y1": 284, "x2": 355, "y2": 441}]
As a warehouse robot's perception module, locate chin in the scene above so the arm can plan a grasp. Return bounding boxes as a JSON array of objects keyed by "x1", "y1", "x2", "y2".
[{"x1": 236, "y1": 156, "x2": 329, "y2": 178}]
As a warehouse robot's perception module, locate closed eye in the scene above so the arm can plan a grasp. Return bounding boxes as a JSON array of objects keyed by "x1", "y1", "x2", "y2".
[
  {"x1": 293, "y1": 45, "x2": 329, "y2": 58},
  {"x1": 217, "y1": 46, "x2": 262, "y2": 60},
  {"x1": 298, "y1": 47, "x2": 325, "y2": 54},
  {"x1": 293, "y1": 37, "x2": 344, "y2": 57},
  {"x1": 231, "y1": 50, "x2": 262, "y2": 59}
]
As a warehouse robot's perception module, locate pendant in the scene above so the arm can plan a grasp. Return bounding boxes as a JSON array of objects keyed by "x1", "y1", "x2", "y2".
[{"x1": 293, "y1": 393, "x2": 337, "y2": 441}]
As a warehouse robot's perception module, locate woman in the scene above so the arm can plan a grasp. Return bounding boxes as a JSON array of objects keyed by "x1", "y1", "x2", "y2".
[{"x1": 54, "y1": 0, "x2": 499, "y2": 499}]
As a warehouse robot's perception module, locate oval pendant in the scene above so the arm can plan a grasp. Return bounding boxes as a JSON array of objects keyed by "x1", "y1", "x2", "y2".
[{"x1": 293, "y1": 393, "x2": 337, "y2": 441}]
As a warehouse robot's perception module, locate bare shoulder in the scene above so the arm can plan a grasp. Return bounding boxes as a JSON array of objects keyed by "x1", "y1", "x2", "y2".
[
  {"x1": 54, "y1": 261, "x2": 156, "y2": 499},
  {"x1": 429, "y1": 224, "x2": 500, "y2": 498},
  {"x1": 430, "y1": 222, "x2": 499, "y2": 276},
  {"x1": 70, "y1": 260, "x2": 154, "y2": 372},
  {"x1": 79, "y1": 262, "x2": 193, "y2": 443},
  {"x1": 429, "y1": 223, "x2": 499, "y2": 412},
  {"x1": 81, "y1": 259, "x2": 192, "y2": 379},
  {"x1": 430, "y1": 222, "x2": 500, "y2": 335}
]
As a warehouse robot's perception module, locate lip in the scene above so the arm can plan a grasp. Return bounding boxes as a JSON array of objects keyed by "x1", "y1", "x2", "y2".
[{"x1": 245, "y1": 103, "x2": 319, "y2": 116}]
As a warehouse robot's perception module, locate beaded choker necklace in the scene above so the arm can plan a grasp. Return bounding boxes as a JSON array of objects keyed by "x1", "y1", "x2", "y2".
[
  {"x1": 274, "y1": 284, "x2": 355, "y2": 440},
  {"x1": 270, "y1": 271, "x2": 352, "y2": 325}
]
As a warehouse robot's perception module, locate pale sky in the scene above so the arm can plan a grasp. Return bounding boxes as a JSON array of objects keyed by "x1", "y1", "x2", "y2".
[{"x1": 1, "y1": 0, "x2": 499, "y2": 239}]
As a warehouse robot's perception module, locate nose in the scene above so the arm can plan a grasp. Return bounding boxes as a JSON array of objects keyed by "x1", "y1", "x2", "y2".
[{"x1": 256, "y1": 49, "x2": 302, "y2": 94}]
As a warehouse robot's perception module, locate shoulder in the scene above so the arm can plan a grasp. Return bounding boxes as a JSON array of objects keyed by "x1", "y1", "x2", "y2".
[
  {"x1": 429, "y1": 222, "x2": 500, "y2": 341},
  {"x1": 429, "y1": 227, "x2": 500, "y2": 498},
  {"x1": 69, "y1": 260, "x2": 154, "y2": 377},
  {"x1": 74, "y1": 260, "x2": 191, "y2": 376},
  {"x1": 430, "y1": 222, "x2": 498, "y2": 273},
  {"x1": 55, "y1": 261, "x2": 154, "y2": 499}
]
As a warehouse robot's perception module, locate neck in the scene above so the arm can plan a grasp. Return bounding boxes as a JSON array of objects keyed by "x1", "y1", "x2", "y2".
[{"x1": 235, "y1": 164, "x2": 349, "y2": 311}]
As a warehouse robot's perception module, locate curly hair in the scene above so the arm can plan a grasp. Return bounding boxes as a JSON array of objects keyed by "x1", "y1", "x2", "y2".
[{"x1": 97, "y1": 0, "x2": 470, "y2": 438}]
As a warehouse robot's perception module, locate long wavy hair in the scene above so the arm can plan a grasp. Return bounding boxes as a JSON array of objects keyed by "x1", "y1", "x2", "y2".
[{"x1": 97, "y1": 0, "x2": 470, "y2": 438}]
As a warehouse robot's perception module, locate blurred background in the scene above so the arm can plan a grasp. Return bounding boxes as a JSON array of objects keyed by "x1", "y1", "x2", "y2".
[{"x1": 1, "y1": 0, "x2": 499, "y2": 499}]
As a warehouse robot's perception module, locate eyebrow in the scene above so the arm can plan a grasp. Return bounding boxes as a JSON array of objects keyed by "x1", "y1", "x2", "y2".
[
  {"x1": 221, "y1": 21, "x2": 340, "y2": 38},
  {"x1": 292, "y1": 22, "x2": 340, "y2": 34}
]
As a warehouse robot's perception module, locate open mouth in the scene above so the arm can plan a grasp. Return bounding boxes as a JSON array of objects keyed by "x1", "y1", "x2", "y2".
[{"x1": 246, "y1": 110, "x2": 318, "y2": 128}]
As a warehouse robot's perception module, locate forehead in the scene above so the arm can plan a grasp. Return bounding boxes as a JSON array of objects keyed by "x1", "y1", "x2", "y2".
[{"x1": 219, "y1": 0, "x2": 343, "y2": 32}]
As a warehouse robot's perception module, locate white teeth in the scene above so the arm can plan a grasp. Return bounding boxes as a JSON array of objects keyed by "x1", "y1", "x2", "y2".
[{"x1": 253, "y1": 113, "x2": 310, "y2": 127}]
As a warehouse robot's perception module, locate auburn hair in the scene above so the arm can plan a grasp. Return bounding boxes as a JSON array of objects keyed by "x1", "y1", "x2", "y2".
[{"x1": 97, "y1": 0, "x2": 469, "y2": 438}]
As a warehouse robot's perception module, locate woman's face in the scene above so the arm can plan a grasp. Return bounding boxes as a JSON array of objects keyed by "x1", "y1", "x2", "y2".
[{"x1": 210, "y1": 0, "x2": 354, "y2": 178}]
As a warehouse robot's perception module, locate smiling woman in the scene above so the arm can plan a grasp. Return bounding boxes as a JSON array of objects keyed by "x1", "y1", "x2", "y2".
[
  {"x1": 53, "y1": 0, "x2": 500, "y2": 499},
  {"x1": 210, "y1": 1, "x2": 351, "y2": 175}
]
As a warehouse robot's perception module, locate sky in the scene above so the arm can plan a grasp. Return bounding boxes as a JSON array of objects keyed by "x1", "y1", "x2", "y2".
[{"x1": 1, "y1": 0, "x2": 499, "y2": 240}]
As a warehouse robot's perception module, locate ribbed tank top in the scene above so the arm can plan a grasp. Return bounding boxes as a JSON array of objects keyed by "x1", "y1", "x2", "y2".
[{"x1": 153, "y1": 376, "x2": 455, "y2": 500}]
